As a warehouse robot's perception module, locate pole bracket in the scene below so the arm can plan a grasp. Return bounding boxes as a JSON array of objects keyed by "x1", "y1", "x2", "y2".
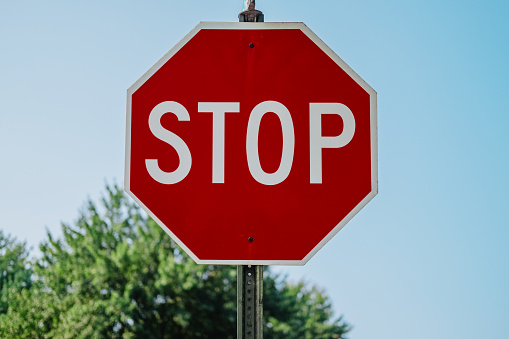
[{"x1": 239, "y1": 0, "x2": 264, "y2": 22}]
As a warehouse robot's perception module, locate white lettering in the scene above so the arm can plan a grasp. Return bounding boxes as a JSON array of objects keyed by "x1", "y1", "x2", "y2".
[
  {"x1": 198, "y1": 102, "x2": 240, "y2": 183},
  {"x1": 309, "y1": 103, "x2": 355, "y2": 183},
  {"x1": 145, "y1": 101, "x2": 192, "y2": 184},
  {"x1": 143, "y1": 101, "x2": 355, "y2": 185},
  {"x1": 246, "y1": 101, "x2": 295, "y2": 185}
]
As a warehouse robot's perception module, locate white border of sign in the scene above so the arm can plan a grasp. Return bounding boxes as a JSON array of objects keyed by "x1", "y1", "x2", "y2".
[{"x1": 125, "y1": 22, "x2": 378, "y2": 266}]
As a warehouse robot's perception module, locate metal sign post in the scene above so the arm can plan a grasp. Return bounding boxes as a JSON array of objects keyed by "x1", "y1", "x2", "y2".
[
  {"x1": 236, "y1": 5, "x2": 264, "y2": 338},
  {"x1": 238, "y1": 4, "x2": 264, "y2": 336},
  {"x1": 237, "y1": 265, "x2": 263, "y2": 338}
]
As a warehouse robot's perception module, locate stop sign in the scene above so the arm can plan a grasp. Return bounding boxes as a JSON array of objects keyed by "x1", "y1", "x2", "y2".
[{"x1": 125, "y1": 22, "x2": 377, "y2": 265}]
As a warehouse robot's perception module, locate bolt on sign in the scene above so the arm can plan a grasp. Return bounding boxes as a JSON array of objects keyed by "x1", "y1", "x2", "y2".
[{"x1": 125, "y1": 22, "x2": 377, "y2": 265}]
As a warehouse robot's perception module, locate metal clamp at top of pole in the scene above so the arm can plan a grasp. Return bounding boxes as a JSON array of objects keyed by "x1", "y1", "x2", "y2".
[{"x1": 239, "y1": 0, "x2": 264, "y2": 22}]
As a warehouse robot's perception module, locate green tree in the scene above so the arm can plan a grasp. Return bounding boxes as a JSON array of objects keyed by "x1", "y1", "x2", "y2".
[
  {"x1": 0, "y1": 230, "x2": 57, "y2": 338},
  {"x1": 0, "y1": 184, "x2": 350, "y2": 338},
  {"x1": 264, "y1": 276, "x2": 349, "y2": 338},
  {"x1": 0, "y1": 230, "x2": 32, "y2": 314}
]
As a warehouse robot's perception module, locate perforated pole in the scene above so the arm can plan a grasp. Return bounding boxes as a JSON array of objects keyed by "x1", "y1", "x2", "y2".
[
  {"x1": 237, "y1": 265, "x2": 263, "y2": 338},
  {"x1": 237, "y1": 3, "x2": 264, "y2": 338}
]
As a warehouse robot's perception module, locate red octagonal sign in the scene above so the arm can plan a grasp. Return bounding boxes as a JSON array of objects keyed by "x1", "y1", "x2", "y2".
[{"x1": 125, "y1": 22, "x2": 377, "y2": 265}]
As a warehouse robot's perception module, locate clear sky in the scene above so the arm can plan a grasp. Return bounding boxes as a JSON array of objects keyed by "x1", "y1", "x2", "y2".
[{"x1": 1, "y1": 0, "x2": 508, "y2": 338}]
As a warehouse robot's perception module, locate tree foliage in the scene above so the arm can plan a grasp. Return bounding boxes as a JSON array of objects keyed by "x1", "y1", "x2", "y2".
[
  {"x1": 0, "y1": 230, "x2": 32, "y2": 314},
  {"x1": 0, "y1": 184, "x2": 350, "y2": 338}
]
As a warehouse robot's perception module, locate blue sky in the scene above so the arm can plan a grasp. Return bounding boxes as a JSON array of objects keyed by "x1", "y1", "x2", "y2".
[{"x1": 1, "y1": 0, "x2": 508, "y2": 338}]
